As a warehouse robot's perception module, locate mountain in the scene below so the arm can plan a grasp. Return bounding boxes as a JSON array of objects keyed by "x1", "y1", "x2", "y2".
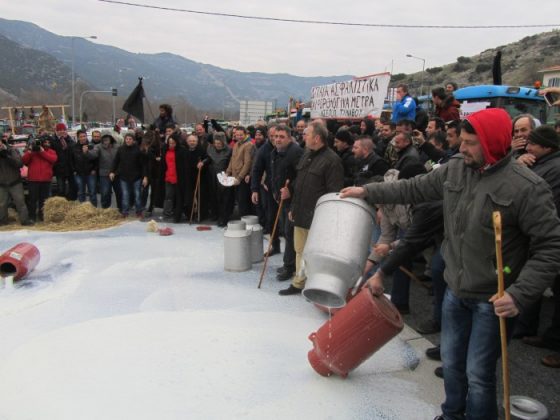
[
  {"x1": 0, "y1": 33, "x2": 72, "y2": 103},
  {"x1": 0, "y1": 18, "x2": 351, "y2": 112},
  {"x1": 394, "y1": 30, "x2": 560, "y2": 95}
]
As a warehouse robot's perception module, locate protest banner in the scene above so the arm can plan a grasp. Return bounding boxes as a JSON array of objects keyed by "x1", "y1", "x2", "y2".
[{"x1": 310, "y1": 72, "x2": 391, "y2": 119}]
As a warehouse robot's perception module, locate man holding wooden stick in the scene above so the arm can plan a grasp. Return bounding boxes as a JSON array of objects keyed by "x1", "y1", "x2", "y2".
[{"x1": 341, "y1": 108, "x2": 560, "y2": 419}]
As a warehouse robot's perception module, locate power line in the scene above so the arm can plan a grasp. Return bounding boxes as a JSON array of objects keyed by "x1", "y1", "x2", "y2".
[{"x1": 98, "y1": 0, "x2": 560, "y2": 29}]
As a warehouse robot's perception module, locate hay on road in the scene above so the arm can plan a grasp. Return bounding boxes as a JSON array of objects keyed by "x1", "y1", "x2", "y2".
[{"x1": 0, "y1": 198, "x2": 124, "y2": 232}]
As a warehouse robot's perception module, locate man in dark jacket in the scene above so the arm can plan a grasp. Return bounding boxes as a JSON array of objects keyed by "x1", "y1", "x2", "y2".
[
  {"x1": 110, "y1": 132, "x2": 148, "y2": 217},
  {"x1": 52, "y1": 123, "x2": 76, "y2": 200},
  {"x1": 352, "y1": 136, "x2": 389, "y2": 185},
  {"x1": 393, "y1": 132, "x2": 420, "y2": 171},
  {"x1": 279, "y1": 120, "x2": 344, "y2": 295},
  {"x1": 0, "y1": 139, "x2": 31, "y2": 226},
  {"x1": 153, "y1": 104, "x2": 176, "y2": 138},
  {"x1": 333, "y1": 129, "x2": 356, "y2": 187},
  {"x1": 251, "y1": 125, "x2": 275, "y2": 240},
  {"x1": 72, "y1": 130, "x2": 98, "y2": 206},
  {"x1": 341, "y1": 109, "x2": 560, "y2": 419},
  {"x1": 515, "y1": 126, "x2": 560, "y2": 367},
  {"x1": 270, "y1": 125, "x2": 304, "y2": 281}
]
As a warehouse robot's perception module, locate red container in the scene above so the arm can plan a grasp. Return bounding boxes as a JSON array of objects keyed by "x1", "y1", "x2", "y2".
[
  {"x1": 0, "y1": 243, "x2": 40, "y2": 281},
  {"x1": 308, "y1": 287, "x2": 404, "y2": 378}
]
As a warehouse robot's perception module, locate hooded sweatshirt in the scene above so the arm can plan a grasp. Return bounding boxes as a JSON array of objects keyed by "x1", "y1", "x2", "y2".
[{"x1": 466, "y1": 108, "x2": 512, "y2": 166}]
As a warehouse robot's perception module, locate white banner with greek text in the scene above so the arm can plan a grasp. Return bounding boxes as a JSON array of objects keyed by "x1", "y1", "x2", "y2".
[{"x1": 310, "y1": 72, "x2": 391, "y2": 119}]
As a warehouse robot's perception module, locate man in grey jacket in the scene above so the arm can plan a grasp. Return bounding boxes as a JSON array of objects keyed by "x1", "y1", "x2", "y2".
[
  {"x1": 0, "y1": 139, "x2": 32, "y2": 226},
  {"x1": 341, "y1": 108, "x2": 560, "y2": 419}
]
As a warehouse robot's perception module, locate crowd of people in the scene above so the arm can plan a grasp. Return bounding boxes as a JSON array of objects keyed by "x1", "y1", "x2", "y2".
[{"x1": 2, "y1": 84, "x2": 560, "y2": 419}]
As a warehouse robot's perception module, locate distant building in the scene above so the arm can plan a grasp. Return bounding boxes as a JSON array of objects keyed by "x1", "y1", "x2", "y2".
[
  {"x1": 539, "y1": 65, "x2": 560, "y2": 123},
  {"x1": 539, "y1": 65, "x2": 560, "y2": 88}
]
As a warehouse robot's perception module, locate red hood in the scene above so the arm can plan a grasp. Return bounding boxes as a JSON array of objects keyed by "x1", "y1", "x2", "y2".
[{"x1": 466, "y1": 108, "x2": 512, "y2": 165}]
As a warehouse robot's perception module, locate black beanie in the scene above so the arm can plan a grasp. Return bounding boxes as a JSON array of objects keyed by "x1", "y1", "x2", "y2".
[
  {"x1": 335, "y1": 129, "x2": 353, "y2": 145},
  {"x1": 528, "y1": 126, "x2": 560, "y2": 150},
  {"x1": 398, "y1": 162, "x2": 427, "y2": 180}
]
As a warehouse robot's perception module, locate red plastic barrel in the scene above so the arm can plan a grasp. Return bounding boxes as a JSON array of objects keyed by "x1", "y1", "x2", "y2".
[
  {"x1": 308, "y1": 287, "x2": 404, "y2": 378},
  {"x1": 0, "y1": 243, "x2": 40, "y2": 281}
]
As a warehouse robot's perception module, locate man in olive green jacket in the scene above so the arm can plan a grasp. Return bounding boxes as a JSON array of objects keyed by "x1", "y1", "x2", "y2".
[
  {"x1": 278, "y1": 120, "x2": 344, "y2": 296},
  {"x1": 341, "y1": 108, "x2": 560, "y2": 420}
]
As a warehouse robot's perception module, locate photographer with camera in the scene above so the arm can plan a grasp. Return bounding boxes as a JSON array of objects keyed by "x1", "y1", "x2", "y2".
[
  {"x1": 22, "y1": 135, "x2": 57, "y2": 222},
  {"x1": 0, "y1": 137, "x2": 32, "y2": 226}
]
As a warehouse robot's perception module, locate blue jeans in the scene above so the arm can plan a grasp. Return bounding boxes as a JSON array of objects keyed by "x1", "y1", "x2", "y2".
[
  {"x1": 119, "y1": 178, "x2": 143, "y2": 215},
  {"x1": 74, "y1": 174, "x2": 97, "y2": 206},
  {"x1": 441, "y1": 289, "x2": 515, "y2": 420},
  {"x1": 431, "y1": 247, "x2": 446, "y2": 326},
  {"x1": 99, "y1": 176, "x2": 120, "y2": 209}
]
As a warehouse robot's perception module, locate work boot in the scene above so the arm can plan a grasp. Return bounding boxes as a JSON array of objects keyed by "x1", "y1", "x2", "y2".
[
  {"x1": 276, "y1": 267, "x2": 295, "y2": 281},
  {"x1": 278, "y1": 285, "x2": 302, "y2": 296},
  {"x1": 20, "y1": 220, "x2": 35, "y2": 226},
  {"x1": 522, "y1": 336, "x2": 549, "y2": 349},
  {"x1": 426, "y1": 346, "x2": 441, "y2": 361},
  {"x1": 415, "y1": 320, "x2": 441, "y2": 335},
  {"x1": 541, "y1": 353, "x2": 560, "y2": 368}
]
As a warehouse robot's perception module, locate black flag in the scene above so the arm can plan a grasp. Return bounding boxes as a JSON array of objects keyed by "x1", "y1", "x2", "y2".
[
  {"x1": 122, "y1": 77, "x2": 145, "y2": 123},
  {"x1": 492, "y1": 51, "x2": 502, "y2": 86}
]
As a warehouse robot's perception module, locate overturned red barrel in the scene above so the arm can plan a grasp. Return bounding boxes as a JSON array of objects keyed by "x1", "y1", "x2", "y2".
[
  {"x1": 308, "y1": 286, "x2": 404, "y2": 378},
  {"x1": 0, "y1": 243, "x2": 40, "y2": 281}
]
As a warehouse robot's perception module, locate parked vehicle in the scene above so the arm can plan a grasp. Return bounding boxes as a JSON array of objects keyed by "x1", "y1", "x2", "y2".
[{"x1": 454, "y1": 85, "x2": 547, "y2": 123}]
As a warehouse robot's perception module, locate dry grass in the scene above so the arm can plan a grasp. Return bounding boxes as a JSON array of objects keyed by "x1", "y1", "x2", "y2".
[{"x1": 0, "y1": 198, "x2": 124, "y2": 232}]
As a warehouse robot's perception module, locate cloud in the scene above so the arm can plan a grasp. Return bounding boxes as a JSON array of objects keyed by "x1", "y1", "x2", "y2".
[{"x1": 3, "y1": 0, "x2": 558, "y2": 77}]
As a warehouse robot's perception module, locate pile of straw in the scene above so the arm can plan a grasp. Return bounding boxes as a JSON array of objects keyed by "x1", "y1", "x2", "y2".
[{"x1": 0, "y1": 198, "x2": 124, "y2": 232}]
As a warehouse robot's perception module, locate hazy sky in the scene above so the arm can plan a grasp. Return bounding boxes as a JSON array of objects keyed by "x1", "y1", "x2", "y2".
[{"x1": 3, "y1": 0, "x2": 559, "y2": 77}]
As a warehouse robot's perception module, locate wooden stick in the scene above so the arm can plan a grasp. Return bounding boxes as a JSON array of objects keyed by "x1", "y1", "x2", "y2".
[
  {"x1": 258, "y1": 180, "x2": 289, "y2": 289},
  {"x1": 189, "y1": 165, "x2": 202, "y2": 225},
  {"x1": 197, "y1": 170, "x2": 201, "y2": 223},
  {"x1": 493, "y1": 211, "x2": 511, "y2": 420},
  {"x1": 398, "y1": 266, "x2": 432, "y2": 290}
]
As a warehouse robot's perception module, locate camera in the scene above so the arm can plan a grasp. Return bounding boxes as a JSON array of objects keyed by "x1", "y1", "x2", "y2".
[{"x1": 32, "y1": 139, "x2": 42, "y2": 152}]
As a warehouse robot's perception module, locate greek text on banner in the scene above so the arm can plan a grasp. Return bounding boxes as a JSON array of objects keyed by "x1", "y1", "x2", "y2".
[{"x1": 310, "y1": 72, "x2": 391, "y2": 119}]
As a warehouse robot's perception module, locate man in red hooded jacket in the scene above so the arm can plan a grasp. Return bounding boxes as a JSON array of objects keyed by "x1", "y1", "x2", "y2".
[
  {"x1": 23, "y1": 135, "x2": 57, "y2": 222},
  {"x1": 341, "y1": 108, "x2": 560, "y2": 419}
]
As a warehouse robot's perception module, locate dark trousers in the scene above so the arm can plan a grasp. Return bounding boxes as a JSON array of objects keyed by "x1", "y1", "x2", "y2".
[
  {"x1": 235, "y1": 181, "x2": 253, "y2": 218},
  {"x1": 99, "y1": 175, "x2": 121, "y2": 210},
  {"x1": 431, "y1": 247, "x2": 447, "y2": 327},
  {"x1": 28, "y1": 181, "x2": 51, "y2": 221},
  {"x1": 56, "y1": 175, "x2": 76, "y2": 200},
  {"x1": 281, "y1": 205, "x2": 295, "y2": 270},
  {"x1": 163, "y1": 182, "x2": 176, "y2": 219},
  {"x1": 516, "y1": 275, "x2": 560, "y2": 348}
]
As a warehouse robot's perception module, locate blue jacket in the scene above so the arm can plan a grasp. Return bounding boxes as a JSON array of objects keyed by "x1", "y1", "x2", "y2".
[{"x1": 391, "y1": 95, "x2": 416, "y2": 123}]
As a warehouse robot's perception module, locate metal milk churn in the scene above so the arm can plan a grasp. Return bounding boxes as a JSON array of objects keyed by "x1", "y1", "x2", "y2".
[
  {"x1": 223, "y1": 220, "x2": 252, "y2": 272},
  {"x1": 241, "y1": 215, "x2": 264, "y2": 263},
  {"x1": 302, "y1": 193, "x2": 375, "y2": 308}
]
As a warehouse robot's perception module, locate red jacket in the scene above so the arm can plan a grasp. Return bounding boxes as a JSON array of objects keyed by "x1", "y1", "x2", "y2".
[
  {"x1": 435, "y1": 96, "x2": 461, "y2": 122},
  {"x1": 22, "y1": 148, "x2": 58, "y2": 182},
  {"x1": 165, "y1": 148, "x2": 177, "y2": 184}
]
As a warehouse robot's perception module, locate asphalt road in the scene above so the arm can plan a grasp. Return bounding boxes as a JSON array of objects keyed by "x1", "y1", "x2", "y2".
[{"x1": 391, "y1": 266, "x2": 559, "y2": 420}]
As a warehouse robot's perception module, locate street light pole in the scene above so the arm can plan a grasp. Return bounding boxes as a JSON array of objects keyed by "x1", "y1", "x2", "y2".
[
  {"x1": 71, "y1": 35, "x2": 97, "y2": 127},
  {"x1": 406, "y1": 54, "x2": 426, "y2": 97}
]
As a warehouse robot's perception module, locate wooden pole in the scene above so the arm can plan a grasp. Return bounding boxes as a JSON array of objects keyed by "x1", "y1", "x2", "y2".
[
  {"x1": 189, "y1": 165, "x2": 202, "y2": 225},
  {"x1": 258, "y1": 180, "x2": 289, "y2": 289},
  {"x1": 493, "y1": 211, "x2": 511, "y2": 420},
  {"x1": 398, "y1": 265, "x2": 432, "y2": 290}
]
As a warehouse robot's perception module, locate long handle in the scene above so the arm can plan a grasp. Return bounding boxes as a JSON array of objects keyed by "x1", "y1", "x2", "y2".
[
  {"x1": 189, "y1": 166, "x2": 202, "y2": 225},
  {"x1": 258, "y1": 180, "x2": 289, "y2": 289},
  {"x1": 493, "y1": 211, "x2": 511, "y2": 420}
]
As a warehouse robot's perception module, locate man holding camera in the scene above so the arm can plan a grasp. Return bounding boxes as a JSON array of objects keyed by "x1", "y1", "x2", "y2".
[
  {"x1": 22, "y1": 136, "x2": 57, "y2": 222},
  {"x1": 0, "y1": 138, "x2": 32, "y2": 226}
]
